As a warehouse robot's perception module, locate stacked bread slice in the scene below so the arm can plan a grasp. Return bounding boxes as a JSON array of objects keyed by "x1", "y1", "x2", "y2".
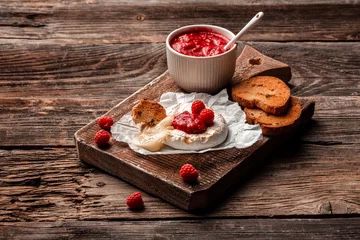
[{"x1": 231, "y1": 76, "x2": 311, "y2": 136}]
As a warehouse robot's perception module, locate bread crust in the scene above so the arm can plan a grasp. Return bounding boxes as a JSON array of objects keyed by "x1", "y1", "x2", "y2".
[
  {"x1": 244, "y1": 97, "x2": 305, "y2": 136},
  {"x1": 131, "y1": 99, "x2": 166, "y2": 128},
  {"x1": 231, "y1": 76, "x2": 291, "y2": 115}
]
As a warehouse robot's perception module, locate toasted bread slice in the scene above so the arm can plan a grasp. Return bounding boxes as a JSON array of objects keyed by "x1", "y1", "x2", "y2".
[
  {"x1": 244, "y1": 97, "x2": 315, "y2": 136},
  {"x1": 231, "y1": 76, "x2": 290, "y2": 115},
  {"x1": 131, "y1": 99, "x2": 166, "y2": 128}
]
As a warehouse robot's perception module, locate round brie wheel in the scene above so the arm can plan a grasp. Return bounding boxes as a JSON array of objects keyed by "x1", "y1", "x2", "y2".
[{"x1": 165, "y1": 113, "x2": 228, "y2": 151}]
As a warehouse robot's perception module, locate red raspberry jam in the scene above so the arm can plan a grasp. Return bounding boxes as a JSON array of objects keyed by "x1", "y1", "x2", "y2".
[
  {"x1": 170, "y1": 30, "x2": 229, "y2": 57},
  {"x1": 171, "y1": 111, "x2": 206, "y2": 134}
]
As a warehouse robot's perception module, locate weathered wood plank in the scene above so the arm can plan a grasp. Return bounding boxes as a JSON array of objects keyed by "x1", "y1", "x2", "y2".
[
  {"x1": 0, "y1": 0, "x2": 359, "y2": 227},
  {"x1": 1, "y1": 141, "x2": 359, "y2": 221},
  {"x1": 299, "y1": 96, "x2": 360, "y2": 145},
  {"x1": 2, "y1": 0, "x2": 354, "y2": 8},
  {"x1": 0, "y1": 42, "x2": 359, "y2": 99},
  {"x1": 0, "y1": 43, "x2": 167, "y2": 100},
  {"x1": 0, "y1": 1, "x2": 358, "y2": 43},
  {"x1": 0, "y1": 96, "x2": 358, "y2": 147},
  {"x1": 0, "y1": 98, "x2": 113, "y2": 147},
  {"x1": 78, "y1": 143, "x2": 360, "y2": 219},
  {"x1": 256, "y1": 42, "x2": 360, "y2": 97},
  {"x1": 0, "y1": 148, "x2": 85, "y2": 222},
  {"x1": 1, "y1": 218, "x2": 360, "y2": 240}
]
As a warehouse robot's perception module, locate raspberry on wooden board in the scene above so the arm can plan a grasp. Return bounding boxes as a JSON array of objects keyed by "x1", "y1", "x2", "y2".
[
  {"x1": 97, "y1": 116, "x2": 114, "y2": 131},
  {"x1": 94, "y1": 130, "x2": 111, "y2": 147},
  {"x1": 179, "y1": 164, "x2": 199, "y2": 183}
]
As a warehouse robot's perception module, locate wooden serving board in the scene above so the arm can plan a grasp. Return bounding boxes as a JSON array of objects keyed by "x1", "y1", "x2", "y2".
[{"x1": 75, "y1": 46, "x2": 315, "y2": 211}]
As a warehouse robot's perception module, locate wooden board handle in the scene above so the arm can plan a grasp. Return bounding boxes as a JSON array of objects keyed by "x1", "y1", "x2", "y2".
[{"x1": 232, "y1": 45, "x2": 292, "y2": 85}]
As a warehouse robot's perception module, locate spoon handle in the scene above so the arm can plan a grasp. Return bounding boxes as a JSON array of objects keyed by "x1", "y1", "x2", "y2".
[{"x1": 224, "y1": 12, "x2": 264, "y2": 51}]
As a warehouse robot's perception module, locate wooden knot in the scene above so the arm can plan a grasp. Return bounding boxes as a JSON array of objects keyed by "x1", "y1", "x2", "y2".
[
  {"x1": 136, "y1": 14, "x2": 145, "y2": 21},
  {"x1": 319, "y1": 201, "x2": 332, "y2": 214},
  {"x1": 249, "y1": 57, "x2": 262, "y2": 65},
  {"x1": 96, "y1": 181, "x2": 106, "y2": 187}
]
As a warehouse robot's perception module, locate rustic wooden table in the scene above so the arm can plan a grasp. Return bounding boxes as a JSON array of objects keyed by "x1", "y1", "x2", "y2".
[{"x1": 0, "y1": 1, "x2": 359, "y2": 239}]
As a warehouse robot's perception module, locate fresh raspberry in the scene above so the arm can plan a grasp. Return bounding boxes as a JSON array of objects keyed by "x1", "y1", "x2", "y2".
[
  {"x1": 198, "y1": 108, "x2": 215, "y2": 126},
  {"x1": 94, "y1": 129, "x2": 111, "y2": 147},
  {"x1": 126, "y1": 192, "x2": 144, "y2": 210},
  {"x1": 97, "y1": 116, "x2": 114, "y2": 131},
  {"x1": 191, "y1": 118, "x2": 206, "y2": 134},
  {"x1": 179, "y1": 163, "x2": 199, "y2": 183},
  {"x1": 191, "y1": 100, "x2": 206, "y2": 115}
]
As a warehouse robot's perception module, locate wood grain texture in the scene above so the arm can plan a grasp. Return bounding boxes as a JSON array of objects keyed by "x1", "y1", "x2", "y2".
[
  {"x1": 1, "y1": 96, "x2": 358, "y2": 147},
  {"x1": 233, "y1": 45, "x2": 291, "y2": 84},
  {"x1": 1, "y1": 0, "x2": 359, "y2": 234},
  {"x1": 0, "y1": 1, "x2": 358, "y2": 43},
  {"x1": 1, "y1": 218, "x2": 360, "y2": 240},
  {"x1": 0, "y1": 42, "x2": 358, "y2": 100},
  {"x1": 257, "y1": 42, "x2": 360, "y2": 97},
  {"x1": 1, "y1": 87, "x2": 359, "y2": 221},
  {"x1": 0, "y1": 98, "x2": 116, "y2": 147},
  {"x1": 0, "y1": 43, "x2": 167, "y2": 100},
  {"x1": 1, "y1": 142, "x2": 359, "y2": 221}
]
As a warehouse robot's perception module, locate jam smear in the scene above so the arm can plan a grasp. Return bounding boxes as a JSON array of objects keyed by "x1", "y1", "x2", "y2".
[{"x1": 172, "y1": 111, "x2": 207, "y2": 134}]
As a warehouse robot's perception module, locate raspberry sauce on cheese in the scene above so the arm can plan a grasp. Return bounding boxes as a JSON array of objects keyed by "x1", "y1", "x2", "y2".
[
  {"x1": 171, "y1": 101, "x2": 215, "y2": 134},
  {"x1": 170, "y1": 30, "x2": 229, "y2": 57},
  {"x1": 171, "y1": 111, "x2": 206, "y2": 134}
]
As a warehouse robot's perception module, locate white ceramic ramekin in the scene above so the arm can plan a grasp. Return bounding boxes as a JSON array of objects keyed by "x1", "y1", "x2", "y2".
[{"x1": 166, "y1": 25, "x2": 237, "y2": 94}]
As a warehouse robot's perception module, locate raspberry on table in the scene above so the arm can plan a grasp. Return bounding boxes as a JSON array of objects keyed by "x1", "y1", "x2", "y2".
[
  {"x1": 191, "y1": 100, "x2": 206, "y2": 115},
  {"x1": 126, "y1": 192, "x2": 144, "y2": 210},
  {"x1": 94, "y1": 129, "x2": 111, "y2": 147},
  {"x1": 179, "y1": 163, "x2": 199, "y2": 183},
  {"x1": 97, "y1": 116, "x2": 114, "y2": 131},
  {"x1": 198, "y1": 108, "x2": 215, "y2": 126}
]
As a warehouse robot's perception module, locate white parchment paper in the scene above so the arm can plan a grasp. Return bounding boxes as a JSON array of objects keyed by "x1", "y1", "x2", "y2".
[{"x1": 111, "y1": 89, "x2": 262, "y2": 155}]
